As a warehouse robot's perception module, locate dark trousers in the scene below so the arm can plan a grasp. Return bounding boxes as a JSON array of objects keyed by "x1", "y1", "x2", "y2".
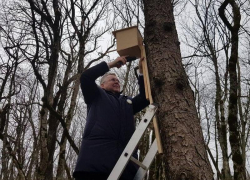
[
  {"x1": 74, "y1": 172, "x2": 109, "y2": 180},
  {"x1": 74, "y1": 172, "x2": 128, "y2": 180},
  {"x1": 75, "y1": 176, "x2": 107, "y2": 180}
]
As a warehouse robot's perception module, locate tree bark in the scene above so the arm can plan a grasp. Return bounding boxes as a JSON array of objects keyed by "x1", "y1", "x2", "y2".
[{"x1": 143, "y1": 0, "x2": 214, "y2": 179}]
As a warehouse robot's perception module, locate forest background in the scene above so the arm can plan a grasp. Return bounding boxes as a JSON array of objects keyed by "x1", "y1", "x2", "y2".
[{"x1": 0, "y1": 0, "x2": 250, "y2": 179}]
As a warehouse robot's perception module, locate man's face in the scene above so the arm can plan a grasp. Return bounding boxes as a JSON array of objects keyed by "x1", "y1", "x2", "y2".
[{"x1": 101, "y1": 75, "x2": 120, "y2": 93}]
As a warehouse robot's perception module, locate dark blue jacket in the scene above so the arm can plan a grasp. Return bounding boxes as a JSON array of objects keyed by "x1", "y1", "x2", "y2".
[{"x1": 74, "y1": 62, "x2": 149, "y2": 179}]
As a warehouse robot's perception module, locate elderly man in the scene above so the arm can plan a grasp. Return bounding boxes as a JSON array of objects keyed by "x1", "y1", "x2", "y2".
[{"x1": 73, "y1": 56, "x2": 149, "y2": 180}]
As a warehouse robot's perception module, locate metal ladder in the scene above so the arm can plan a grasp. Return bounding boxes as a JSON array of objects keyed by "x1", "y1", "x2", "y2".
[{"x1": 107, "y1": 104, "x2": 159, "y2": 180}]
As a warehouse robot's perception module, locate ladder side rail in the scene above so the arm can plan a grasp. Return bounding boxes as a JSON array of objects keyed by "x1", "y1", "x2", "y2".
[
  {"x1": 133, "y1": 139, "x2": 158, "y2": 180},
  {"x1": 107, "y1": 105, "x2": 157, "y2": 180}
]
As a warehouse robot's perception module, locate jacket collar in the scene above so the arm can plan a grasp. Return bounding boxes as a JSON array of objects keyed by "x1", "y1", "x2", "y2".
[{"x1": 104, "y1": 90, "x2": 122, "y2": 98}]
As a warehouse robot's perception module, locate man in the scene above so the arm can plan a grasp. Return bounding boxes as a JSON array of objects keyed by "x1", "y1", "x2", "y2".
[{"x1": 73, "y1": 56, "x2": 149, "y2": 180}]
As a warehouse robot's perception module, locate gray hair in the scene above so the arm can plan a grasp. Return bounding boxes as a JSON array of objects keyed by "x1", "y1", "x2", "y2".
[{"x1": 100, "y1": 72, "x2": 117, "y2": 85}]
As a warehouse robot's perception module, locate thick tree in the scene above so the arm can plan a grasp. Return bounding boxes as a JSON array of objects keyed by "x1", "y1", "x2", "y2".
[{"x1": 143, "y1": 0, "x2": 214, "y2": 179}]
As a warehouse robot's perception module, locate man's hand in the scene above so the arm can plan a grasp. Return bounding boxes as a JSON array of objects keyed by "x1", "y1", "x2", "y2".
[
  {"x1": 108, "y1": 56, "x2": 127, "y2": 69},
  {"x1": 139, "y1": 57, "x2": 145, "y2": 74}
]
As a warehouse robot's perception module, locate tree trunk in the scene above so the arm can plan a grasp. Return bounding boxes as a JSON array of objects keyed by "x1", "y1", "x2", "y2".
[
  {"x1": 56, "y1": 80, "x2": 80, "y2": 180},
  {"x1": 143, "y1": 0, "x2": 214, "y2": 179},
  {"x1": 219, "y1": 1, "x2": 245, "y2": 179}
]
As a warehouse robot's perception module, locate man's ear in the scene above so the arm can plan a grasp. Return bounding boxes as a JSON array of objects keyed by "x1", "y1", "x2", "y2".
[{"x1": 100, "y1": 84, "x2": 104, "y2": 89}]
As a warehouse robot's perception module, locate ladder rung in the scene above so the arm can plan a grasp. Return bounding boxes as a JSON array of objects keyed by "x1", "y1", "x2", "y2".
[{"x1": 130, "y1": 157, "x2": 148, "y2": 170}]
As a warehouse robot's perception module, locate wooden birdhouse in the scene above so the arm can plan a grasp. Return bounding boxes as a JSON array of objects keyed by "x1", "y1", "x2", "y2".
[{"x1": 112, "y1": 26, "x2": 143, "y2": 58}]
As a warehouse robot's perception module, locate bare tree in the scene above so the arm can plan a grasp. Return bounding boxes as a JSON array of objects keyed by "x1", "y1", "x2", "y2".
[
  {"x1": 219, "y1": 0, "x2": 245, "y2": 179},
  {"x1": 0, "y1": 0, "x2": 115, "y2": 179},
  {"x1": 180, "y1": 0, "x2": 250, "y2": 179}
]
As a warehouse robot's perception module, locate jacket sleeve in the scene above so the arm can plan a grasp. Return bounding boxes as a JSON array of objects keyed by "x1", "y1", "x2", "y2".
[
  {"x1": 132, "y1": 75, "x2": 150, "y2": 114},
  {"x1": 80, "y1": 61, "x2": 109, "y2": 104}
]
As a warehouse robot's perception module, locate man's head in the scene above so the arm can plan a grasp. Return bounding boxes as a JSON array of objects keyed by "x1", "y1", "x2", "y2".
[{"x1": 100, "y1": 73, "x2": 120, "y2": 93}]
